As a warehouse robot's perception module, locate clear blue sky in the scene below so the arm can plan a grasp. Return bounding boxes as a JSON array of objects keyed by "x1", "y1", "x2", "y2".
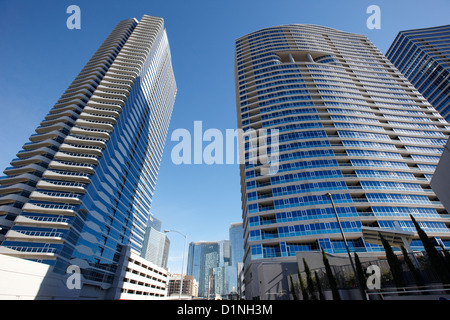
[{"x1": 0, "y1": 0, "x2": 448, "y2": 274}]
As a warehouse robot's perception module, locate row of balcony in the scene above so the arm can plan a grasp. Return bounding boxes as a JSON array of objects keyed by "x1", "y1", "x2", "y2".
[{"x1": 0, "y1": 15, "x2": 150, "y2": 260}]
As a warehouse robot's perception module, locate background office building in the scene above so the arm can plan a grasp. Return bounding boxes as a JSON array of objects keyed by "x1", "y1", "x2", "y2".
[
  {"x1": 235, "y1": 24, "x2": 450, "y2": 300},
  {"x1": 141, "y1": 215, "x2": 170, "y2": 269},
  {"x1": 228, "y1": 222, "x2": 244, "y2": 295},
  {"x1": 229, "y1": 223, "x2": 244, "y2": 269},
  {"x1": 186, "y1": 240, "x2": 230, "y2": 298},
  {"x1": 0, "y1": 15, "x2": 176, "y2": 299},
  {"x1": 168, "y1": 274, "x2": 198, "y2": 298},
  {"x1": 386, "y1": 25, "x2": 450, "y2": 120},
  {"x1": 186, "y1": 223, "x2": 244, "y2": 299}
]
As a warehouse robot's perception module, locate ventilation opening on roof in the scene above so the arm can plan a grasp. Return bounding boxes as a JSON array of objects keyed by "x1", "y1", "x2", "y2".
[{"x1": 275, "y1": 50, "x2": 334, "y2": 63}]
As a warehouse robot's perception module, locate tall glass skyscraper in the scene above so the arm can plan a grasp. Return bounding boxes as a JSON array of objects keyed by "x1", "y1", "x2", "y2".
[
  {"x1": 229, "y1": 222, "x2": 244, "y2": 269},
  {"x1": 0, "y1": 15, "x2": 176, "y2": 294},
  {"x1": 386, "y1": 25, "x2": 450, "y2": 120},
  {"x1": 141, "y1": 215, "x2": 170, "y2": 268},
  {"x1": 226, "y1": 223, "x2": 244, "y2": 295},
  {"x1": 187, "y1": 241, "x2": 221, "y2": 298},
  {"x1": 235, "y1": 24, "x2": 450, "y2": 299}
]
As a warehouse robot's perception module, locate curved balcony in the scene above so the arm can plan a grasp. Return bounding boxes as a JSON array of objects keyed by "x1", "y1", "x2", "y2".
[
  {"x1": 114, "y1": 57, "x2": 144, "y2": 71},
  {"x1": 97, "y1": 82, "x2": 131, "y2": 94},
  {"x1": 69, "y1": 73, "x2": 101, "y2": 88},
  {"x1": 0, "y1": 205, "x2": 21, "y2": 216},
  {"x1": 64, "y1": 135, "x2": 107, "y2": 148},
  {"x1": 58, "y1": 143, "x2": 103, "y2": 157},
  {"x1": 22, "y1": 138, "x2": 61, "y2": 151},
  {"x1": 94, "y1": 89, "x2": 128, "y2": 101},
  {"x1": 107, "y1": 68, "x2": 138, "y2": 80},
  {"x1": 89, "y1": 95, "x2": 126, "y2": 108},
  {"x1": 53, "y1": 98, "x2": 87, "y2": 111},
  {"x1": 0, "y1": 173, "x2": 41, "y2": 186},
  {"x1": 71, "y1": 72, "x2": 103, "y2": 88},
  {"x1": 10, "y1": 155, "x2": 52, "y2": 168},
  {"x1": 36, "y1": 180, "x2": 87, "y2": 194},
  {"x1": 56, "y1": 91, "x2": 91, "y2": 106},
  {"x1": 3, "y1": 163, "x2": 46, "y2": 176},
  {"x1": 22, "y1": 202, "x2": 77, "y2": 216},
  {"x1": 44, "y1": 109, "x2": 80, "y2": 122},
  {"x1": 30, "y1": 126, "x2": 66, "y2": 140},
  {"x1": 110, "y1": 59, "x2": 141, "y2": 71},
  {"x1": 70, "y1": 126, "x2": 111, "y2": 140},
  {"x1": 103, "y1": 74, "x2": 134, "y2": 86},
  {"x1": 78, "y1": 112, "x2": 117, "y2": 125},
  {"x1": 16, "y1": 146, "x2": 56, "y2": 159},
  {"x1": 74, "y1": 118, "x2": 114, "y2": 132},
  {"x1": 40, "y1": 115, "x2": 76, "y2": 128},
  {"x1": 5, "y1": 230, "x2": 65, "y2": 244},
  {"x1": 35, "y1": 122, "x2": 72, "y2": 135},
  {"x1": 53, "y1": 151, "x2": 99, "y2": 165},
  {"x1": 29, "y1": 190, "x2": 82, "y2": 205},
  {"x1": 0, "y1": 193, "x2": 30, "y2": 205},
  {"x1": 48, "y1": 160, "x2": 95, "y2": 175},
  {"x1": 0, "y1": 246, "x2": 57, "y2": 260},
  {"x1": 42, "y1": 170, "x2": 91, "y2": 184},
  {"x1": 48, "y1": 103, "x2": 83, "y2": 116},
  {"x1": 85, "y1": 99, "x2": 123, "y2": 112},
  {"x1": 99, "y1": 79, "x2": 132, "y2": 91},
  {"x1": 83, "y1": 106, "x2": 120, "y2": 118},
  {"x1": 66, "y1": 74, "x2": 98, "y2": 87},
  {"x1": 0, "y1": 182, "x2": 35, "y2": 195},
  {"x1": 61, "y1": 87, "x2": 93, "y2": 100},
  {"x1": 13, "y1": 215, "x2": 71, "y2": 229}
]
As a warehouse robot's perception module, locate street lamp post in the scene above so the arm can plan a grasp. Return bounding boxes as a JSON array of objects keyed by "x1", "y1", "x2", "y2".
[
  {"x1": 325, "y1": 193, "x2": 365, "y2": 297},
  {"x1": 164, "y1": 229, "x2": 187, "y2": 300}
]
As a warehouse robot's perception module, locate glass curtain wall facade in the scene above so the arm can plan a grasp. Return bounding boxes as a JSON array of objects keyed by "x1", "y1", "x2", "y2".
[
  {"x1": 229, "y1": 223, "x2": 244, "y2": 269},
  {"x1": 141, "y1": 215, "x2": 170, "y2": 268},
  {"x1": 228, "y1": 223, "x2": 244, "y2": 293},
  {"x1": 187, "y1": 241, "x2": 221, "y2": 298},
  {"x1": 386, "y1": 25, "x2": 450, "y2": 121},
  {"x1": 0, "y1": 15, "x2": 176, "y2": 288},
  {"x1": 235, "y1": 24, "x2": 450, "y2": 277}
]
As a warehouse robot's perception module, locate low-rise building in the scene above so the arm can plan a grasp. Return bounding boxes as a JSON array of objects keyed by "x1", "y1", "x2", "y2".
[
  {"x1": 168, "y1": 274, "x2": 198, "y2": 298},
  {"x1": 110, "y1": 247, "x2": 168, "y2": 300}
]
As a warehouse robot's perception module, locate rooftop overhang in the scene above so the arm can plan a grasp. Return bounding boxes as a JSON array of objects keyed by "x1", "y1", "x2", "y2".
[{"x1": 361, "y1": 226, "x2": 414, "y2": 248}]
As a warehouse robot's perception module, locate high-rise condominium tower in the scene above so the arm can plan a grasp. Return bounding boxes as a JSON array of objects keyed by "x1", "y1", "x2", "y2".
[
  {"x1": 235, "y1": 24, "x2": 450, "y2": 299},
  {"x1": 386, "y1": 25, "x2": 450, "y2": 121},
  {"x1": 0, "y1": 15, "x2": 176, "y2": 296}
]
